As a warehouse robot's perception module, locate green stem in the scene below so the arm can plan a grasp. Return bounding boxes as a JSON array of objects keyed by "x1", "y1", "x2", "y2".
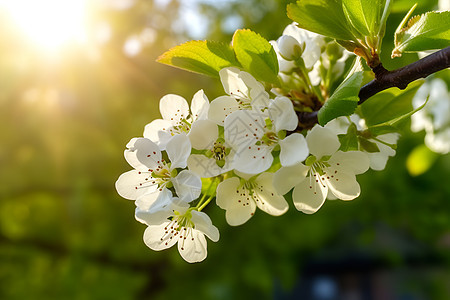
[{"x1": 197, "y1": 195, "x2": 214, "y2": 212}]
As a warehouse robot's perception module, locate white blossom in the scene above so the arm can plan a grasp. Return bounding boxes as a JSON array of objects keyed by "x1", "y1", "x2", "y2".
[
  {"x1": 144, "y1": 89, "x2": 209, "y2": 149},
  {"x1": 411, "y1": 78, "x2": 450, "y2": 154},
  {"x1": 224, "y1": 96, "x2": 308, "y2": 174},
  {"x1": 115, "y1": 134, "x2": 202, "y2": 203},
  {"x1": 273, "y1": 125, "x2": 369, "y2": 214},
  {"x1": 216, "y1": 171, "x2": 289, "y2": 226},
  {"x1": 186, "y1": 119, "x2": 235, "y2": 178},
  {"x1": 326, "y1": 115, "x2": 399, "y2": 170},
  {"x1": 137, "y1": 198, "x2": 219, "y2": 263},
  {"x1": 208, "y1": 67, "x2": 270, "y2": 125}
]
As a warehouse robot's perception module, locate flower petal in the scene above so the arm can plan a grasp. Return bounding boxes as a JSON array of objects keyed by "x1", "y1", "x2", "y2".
[
  {"x1": 273, "y1": 163, "x2": 308, "y2": 195},
  {"x1": 208, "y1": 95, "x2": 239, "y2": 125},
  {"x1": 172, "y1": 170, "x2": 202, "y2": 202},
  {"x1": 269, "y1": 96, "x2": 298, "y2": 131},
  {"x1": 159, "y1": 94, "x2": 189, "y2": 124},
  {"x1": 253, "y1": 172, "x2": 289, "y2": 216},
  {"x1": 216, "y1": 177, "x2": 257, "y2": 226},
  {"x1": 325, "y1": 170, "x2": 361, "y2": 200},
  {"x1": 224, "y1": 109, "x2": 265, "y2": 151},
  {"x1": 190, "y1": 89, "x2": 210, "y2": 121},
  {"x1": 233, "y1": 146, "x2": 273, "y2": 174},
  {"x1": 166, "y1": 134, "x2": 191, "y2": 169},
  {"x1": 188, "y1": 120, "x2": 218, "y2": 150},
  {"x1": 115, "y1": 170, "x2": 157, "y2": 200},
  {"x1": 177, "y1": 229, "x2": 208, "y2": 263},
  {"x1": 143, "y1": 222, "x2": 178, "y2": 251},
  {"x1": 279, "y1": 133, "x2": 309, "y2": 167},
  {"x1": 220, "y1": 67, "x2": 250, "y2": 98},
  {"x1": 143, "y1": 119, "x2": 174, "y2": 150},
  {"x1": 191, "y1": 210, "x2": 220, "y2": 242},
  {"x1": 306, "y1": 125, "x2": 340, "y2": 158},
  {"x1": 292, "y1": 175, "x2": 328, "y2": 214},
  {"x1": 329, "y1": 151, "x2": 369, "y2": 175},
  {"x1": 125, "y1": 138, "x2": 162, "y2": 171},
  {"x1": 187, "y1": 154, "x2": 223, "y2": 178}
]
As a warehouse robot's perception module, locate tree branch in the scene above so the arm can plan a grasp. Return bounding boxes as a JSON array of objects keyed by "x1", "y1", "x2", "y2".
[{"x1": 298, "y1": 46, "x2": 450, "y2": 127}]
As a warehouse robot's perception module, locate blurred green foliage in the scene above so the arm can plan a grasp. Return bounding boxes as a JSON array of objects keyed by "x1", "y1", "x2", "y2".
[{"x1": 0, "y1": 0, "x2": 449, "y2": 299}]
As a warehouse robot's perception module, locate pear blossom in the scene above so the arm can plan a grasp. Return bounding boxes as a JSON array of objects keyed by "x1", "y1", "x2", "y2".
[
  {"x1": 144, "y1": 89, "x2": 209, "y2": 149},
  {"x1": 208, "y1": 67, "x2": 270, "y2": 125},
  {"x1": 216, "y1": 171, "x2": 289, "y2": 226},
  {"x1": 411, "y1": 78, "x2": 450, "y2": 154},
  {"x1": 224, "y1": 96, "x2": 308, "y2": 174},
  {"x1": 273, "y1": 125, "x2": 369, "y2": 214},
  {"x1": 186, "y1": 119, "x2": 235, "y2": 178},
  {"x1": 115, "y1": 134, "x2": 202, "y2": 203},
  {"x1": 136, "y1": 198, "x2": 220, "y2": 263},
  {"x1": 326, "y1": 115, "x2": 399, "y2": 170}
]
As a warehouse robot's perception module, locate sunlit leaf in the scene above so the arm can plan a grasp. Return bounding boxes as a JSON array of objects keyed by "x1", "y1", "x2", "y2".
[
  {"x1": 287, "y1": 0, "x2": 356, "y2": 41},
  {"x1": 232, "y1": 29, "x2": 279, "y2": 84},
  {"x1": 392, "y1": 11, "x2": 450, "y2": 57},
  {"x1": 157, "y1": 40, "x2": 240, "y2": 78},
  {"x1": 318, "y1": 59, "x2": 364, "y2": 125},
  {"x1": 338, "y1": 123, "x2": 359, "y2": 151}
]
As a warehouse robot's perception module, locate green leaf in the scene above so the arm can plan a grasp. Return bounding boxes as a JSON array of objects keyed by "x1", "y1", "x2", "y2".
[
  {"x1": 157, "y1": 40, "x2": 239, "y2": 78},
  {"x1": 358, "y1": 137, "x2": 380, "y2": 153},
  {"x1": 406, "y1": 144, "x2": 439, "y2": 176},
  {"x1": 360, "y1": 81, "x2": 421, "y2": 127},
  {"x1": 232, "y1": 29, "x2": 279, "y2": 84},
  {"x1": 367, "y1": 90, "x2": 428, "y2": 136},
  {"x1": 287, "y1": 0, "x2": 356, "y2": 41},
  {"x1": 318, "y1": 59, "x2": 364, "y2": 125},
  {"x1": 338, "y1": 123, "x2": 359, "y2": 151},
  {"x1": 392, "y1": 11, "x2": 450, "y2": 57},
  {"x1": 342, "y1": 0, "x2": 386, "y2": 36}
]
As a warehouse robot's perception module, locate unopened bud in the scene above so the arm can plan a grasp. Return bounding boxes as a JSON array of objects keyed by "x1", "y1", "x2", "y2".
[{"x1": 277, "y1": 35, "x2": 303, "y2": 61}]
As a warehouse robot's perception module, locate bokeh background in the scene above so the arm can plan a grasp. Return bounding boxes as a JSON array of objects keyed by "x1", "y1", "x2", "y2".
[{"x1": 0, "y1": 0, "x2": 449, "y2": 299}]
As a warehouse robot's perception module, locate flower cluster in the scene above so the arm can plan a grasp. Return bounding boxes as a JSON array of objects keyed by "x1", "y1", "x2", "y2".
[{"x1": 116, "y1": 23, "x2": 402, "y2": 263}]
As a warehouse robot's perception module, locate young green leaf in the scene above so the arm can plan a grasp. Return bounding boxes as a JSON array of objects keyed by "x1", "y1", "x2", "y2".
[
  {"x1": 360, "y1": 81, "x2": 421, "y2": 126},
  {"x1": 338, "y1": 123, "x2": 359, "y2": 151},
  {"x1": 317, "y1": 59, "x2": 364, "y2": 125},
  {"x1": 232, "y1": 29, "x2": 279, "y2": 84},
  {"x1": 157, "y1": 40, "x2": 239, "y2": 78},
  {"x1": 392, "y1": 11, "x2": 450, "y2": 57},
  {"x1": 287, "y1": 0, "x2": 356, "y2": 41}
]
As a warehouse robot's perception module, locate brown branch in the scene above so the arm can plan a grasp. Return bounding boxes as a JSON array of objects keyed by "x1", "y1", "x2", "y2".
[{"x1": 298, "y1": 46, "x2": 450, "y2": 126}]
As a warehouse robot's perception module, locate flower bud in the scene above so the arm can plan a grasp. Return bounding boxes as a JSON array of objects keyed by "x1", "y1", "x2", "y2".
[{"x1": 277, "y1": 35, "x2": 303, "y2": 61}]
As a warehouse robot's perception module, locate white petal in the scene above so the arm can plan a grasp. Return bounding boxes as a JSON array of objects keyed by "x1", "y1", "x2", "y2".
[
  {"x1": 115, "y1": 170, "x2": 157, "y2": 200},
  {"x1": 253, "y1": 172, "x2": 289, "y2": 216},
  {"x1": 143, "y1": 119, "x2": 174, "y2": 150},
  {"x1": 135, "y1": 189, "x2": 170, "y2": 212},
  {"x1": 367, "y1": 151, "x2": 390, "y2": 171},
  {"x1": 233, "y1": 146, "x2": 273, "y2": 174},
  {"x1": 306, "y1": 125, "x2": 340, "y2": 158},
  {"x1": 216, "y1": 177, "x2": 257, "y2": 226},
  {"x1": 273, "y1": 163, "x2": 308, "y2": 195},
  {"x1": 224, "y1": 109, "x2": 265, "y2": 151},
  {"x1": 143, "y1": 223, "x2": 178, "y2": 251},
  {"x1": 188, "y1": 120, "x2": 218, "y2": 150},
  {"x1": 292, "y1": 175, "x2": 328, "y2": 214},
  {"x1": 279, "y1": 133, "x2": 309, "y2": 167},
  {"x1": 159, "y1": 94, "x2": 189, "y2": 124},
  {"x1": 177, "y1": 229, "x2": 208, "y2": 263},
  {"x1": 172, "y1": 170, "x2": 202, "y2": 202},
  {"x1": 125, "y1": 138, "x2": 162, "y2": 171},
  {"x1": 187, "y1": 154, "x2": 223, "y2": 178},
  {"x1": 325, "y1": 170, "x2": 361, "y2": 200},
  {"x1": 135, "y1": 189, "x2": 175, "y2": 224},
  {"x1": 208, "y1": 95, "x2": 239, "y2": 125},
  {"x1": 220, "y1": 67, "x2": 250, "y2": 98},
  {"x1": 190, "y1": 89, "x2": 210, "y2": 121},
  {"x1": 269, "y1": 96, "x2": 298, "y2": 131},
  {"x1": 191, "y1": 210, "x2": 220, "y2": 242},
  {"x1": 329, "y1": 151, "x2": 369, "y2": 175},
  {"x1": 166, "y1": 134, "x2": 191, "y2": 169}
]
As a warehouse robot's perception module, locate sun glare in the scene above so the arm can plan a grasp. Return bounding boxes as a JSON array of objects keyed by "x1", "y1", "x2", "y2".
[{"x1": 1, "y1": 0, "x2": 87, "y2": 52}]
